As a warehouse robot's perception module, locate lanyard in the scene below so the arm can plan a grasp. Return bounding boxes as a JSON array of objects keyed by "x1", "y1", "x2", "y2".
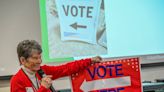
[{"x1": 21, "y1": 68, "x2": 40, "y2": 91}]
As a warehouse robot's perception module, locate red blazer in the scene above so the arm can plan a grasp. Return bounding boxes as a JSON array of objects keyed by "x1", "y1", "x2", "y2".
[{"x1": 10, "y1": 58, "x2": 91, "y2": 92}]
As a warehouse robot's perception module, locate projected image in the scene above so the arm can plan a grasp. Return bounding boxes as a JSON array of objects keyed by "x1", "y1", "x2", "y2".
[
  {"x1": 46, "y1": 0, "x2": 107, "y2": 59},
  {"x1": 41, "y1": 0, "x2": 164, "y2": 62}
]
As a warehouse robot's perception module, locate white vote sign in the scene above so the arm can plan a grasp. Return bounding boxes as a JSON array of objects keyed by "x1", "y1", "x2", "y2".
[{"x1": 56, "y1": 0, "x2": 101, "y2": 44}]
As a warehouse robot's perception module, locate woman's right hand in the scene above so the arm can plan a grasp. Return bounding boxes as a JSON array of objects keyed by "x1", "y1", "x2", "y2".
[{"x1": 41, "y1": 75, "x2": 53, "y2": 89}]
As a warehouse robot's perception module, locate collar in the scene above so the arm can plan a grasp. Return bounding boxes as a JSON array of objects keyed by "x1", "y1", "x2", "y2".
[{"x1": 21, "y1": 65, "x2": 36, "y2": 76}]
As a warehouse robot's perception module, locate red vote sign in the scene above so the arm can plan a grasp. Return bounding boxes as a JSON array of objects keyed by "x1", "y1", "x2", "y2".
[{"x1": 71, "y1": 58, "x2": 142, "y2": 92}]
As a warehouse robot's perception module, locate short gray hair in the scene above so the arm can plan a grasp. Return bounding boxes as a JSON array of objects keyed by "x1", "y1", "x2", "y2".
[{"x1": 17, "y1": 40, "x2": 42, "y2": 64}]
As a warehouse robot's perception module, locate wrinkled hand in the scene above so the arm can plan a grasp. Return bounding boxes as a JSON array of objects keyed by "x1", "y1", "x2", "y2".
[
  {"x1": 91, "y1": 56, "x2": 102, "y2": 64},
  {"x1": 41, "y1": 75, "x2": 53, "y2": 89}
]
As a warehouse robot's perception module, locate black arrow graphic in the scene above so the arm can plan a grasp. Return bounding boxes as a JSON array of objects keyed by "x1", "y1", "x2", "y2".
[{"x1": 70, "y1": 22, "x2": 87, "y2": 30}]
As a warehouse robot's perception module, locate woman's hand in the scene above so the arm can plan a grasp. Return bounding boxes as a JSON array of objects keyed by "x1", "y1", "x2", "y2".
[
  {"x1": 41, "y1": 75, "x2": 53, "y2": 89},
  {"x1": 91, "y1": 56, "x2": 102, "y2": 64}
]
